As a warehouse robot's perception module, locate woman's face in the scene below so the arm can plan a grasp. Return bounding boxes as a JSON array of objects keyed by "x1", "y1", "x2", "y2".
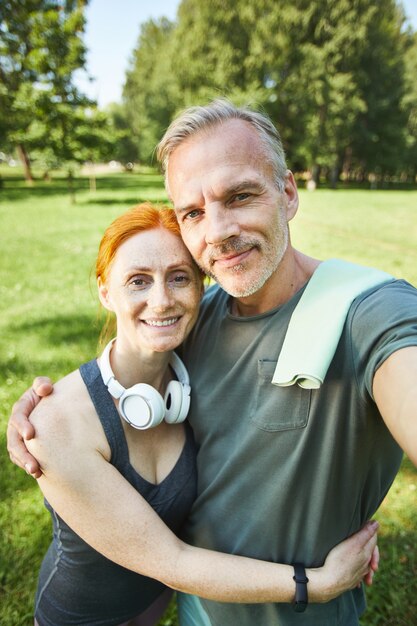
[{"x1": 98, "y1": 227, "x2": 203, "y2": 355}]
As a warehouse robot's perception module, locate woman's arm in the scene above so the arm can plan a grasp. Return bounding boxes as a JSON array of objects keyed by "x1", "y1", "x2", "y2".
[{"x1": 27, "y1": 385, "x2": 378, "y2": 605}]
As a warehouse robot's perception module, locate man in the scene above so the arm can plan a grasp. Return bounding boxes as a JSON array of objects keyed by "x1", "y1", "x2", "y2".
[{"x1": 8, "y1": 100, "x2": 417, "y2": 625}]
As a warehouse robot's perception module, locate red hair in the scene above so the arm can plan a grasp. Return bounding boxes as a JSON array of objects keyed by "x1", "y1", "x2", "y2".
[
  {"x1": 96, "y1": 202, "x2": 181, "y2": 284},
  {"x1": 95, "y1": 202, "x2": 203, "y2": 348}
]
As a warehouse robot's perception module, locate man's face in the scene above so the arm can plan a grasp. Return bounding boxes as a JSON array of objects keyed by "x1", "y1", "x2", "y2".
[{"x1": 167, "y1": 119, "x2": 297, "y2": 299}]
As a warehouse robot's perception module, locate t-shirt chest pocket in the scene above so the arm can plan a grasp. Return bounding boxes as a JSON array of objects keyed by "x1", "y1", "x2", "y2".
[{"x1": 250, "y1": 360, "x2": 312, "y2": 431}]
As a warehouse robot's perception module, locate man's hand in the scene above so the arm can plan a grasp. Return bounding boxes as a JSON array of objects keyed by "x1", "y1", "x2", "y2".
[{"x1": 7, "y1": 377, "x2": 54, "y2": 478}]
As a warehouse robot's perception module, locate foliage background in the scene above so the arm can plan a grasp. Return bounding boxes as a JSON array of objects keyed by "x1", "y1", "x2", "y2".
[
  {"x1": 1, "y1": 0, "x2": 417, "y2": 184},
  {"x1": 123, "y1": 0, "x2": 417, "y2": 183}
]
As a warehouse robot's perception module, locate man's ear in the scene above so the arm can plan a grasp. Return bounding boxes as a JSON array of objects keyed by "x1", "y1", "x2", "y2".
[
  {"x1": 283, "y1": 170, "x2": 299, "y2": 222},
  {"x1": 97, "y1": 278, "x2": 114, "y2": 312}
]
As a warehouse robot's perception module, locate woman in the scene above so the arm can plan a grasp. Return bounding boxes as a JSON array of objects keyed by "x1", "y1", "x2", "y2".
[{"x1": 26, "y1": 203, "x2": 378, "y2": 626}]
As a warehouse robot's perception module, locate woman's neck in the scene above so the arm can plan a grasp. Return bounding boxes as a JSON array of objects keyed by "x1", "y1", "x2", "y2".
[{"x1": 103, "y1": 340, "x2": 173, "y2": 394}]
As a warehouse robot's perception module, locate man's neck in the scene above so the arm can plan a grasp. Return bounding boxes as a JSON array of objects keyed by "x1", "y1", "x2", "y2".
[{"x1": 231, "y1": 249, "x2": 321, "y2": 317}]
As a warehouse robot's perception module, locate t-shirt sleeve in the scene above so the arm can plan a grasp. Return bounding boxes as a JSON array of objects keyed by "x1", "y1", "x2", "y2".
[{"x1": 347, "y1": 280, "x2": 417, "y2": 401}]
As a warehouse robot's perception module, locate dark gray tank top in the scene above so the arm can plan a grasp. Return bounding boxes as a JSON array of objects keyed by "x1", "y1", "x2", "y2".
[{"x1": 35, "y1": 358, "x2": 197, "y2": 626}]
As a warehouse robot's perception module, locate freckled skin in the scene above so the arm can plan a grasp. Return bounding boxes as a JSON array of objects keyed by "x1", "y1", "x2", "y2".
[{"x1": 98, "y1": 228, "x2": 202, "y2": 361}]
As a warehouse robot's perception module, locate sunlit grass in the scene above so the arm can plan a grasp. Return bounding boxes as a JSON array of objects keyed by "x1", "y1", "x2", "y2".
[{"x1": 0, "y1": 172, "x2": 416, "y2": 625}]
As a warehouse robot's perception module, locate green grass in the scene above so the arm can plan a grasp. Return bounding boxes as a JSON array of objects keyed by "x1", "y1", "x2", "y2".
[{"x1": 0, "y1": 171, "x2": 416, "y2": 626}]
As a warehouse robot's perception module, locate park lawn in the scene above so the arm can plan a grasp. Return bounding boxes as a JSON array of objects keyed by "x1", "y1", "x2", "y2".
[{"x1": 0, "y1": 172, "x2": 416, "y2": 626}]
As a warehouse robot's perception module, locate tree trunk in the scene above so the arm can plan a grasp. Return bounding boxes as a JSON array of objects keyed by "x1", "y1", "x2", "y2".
[
  {"x1": 16, "y1": 143, "x2": 34, "y2": 185},
  {"x1": 330, "y1": 162, "x2": 340, "y2": 188},
  {"x1": 311, "y1": 163, "x2": 321, "y2": 186},
  {"x1": 67, "y1": 169, "x2": 76, "y2": 204},
  {"x1": 89, "y1": 163, "x2": 97, "y2": 193},
  {"x1": 342, "y1": 147, "x2": 353, "y2": 180}
]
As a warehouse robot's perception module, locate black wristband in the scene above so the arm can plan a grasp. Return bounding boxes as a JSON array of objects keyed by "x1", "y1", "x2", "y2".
[{"x1": 292, "y1": 563, "x2": 309, "y2": 613}]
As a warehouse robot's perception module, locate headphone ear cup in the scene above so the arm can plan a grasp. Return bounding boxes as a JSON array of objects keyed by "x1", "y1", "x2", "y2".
[
  {"x1": 119, "y1": 384, "x2": 165, "y2": 430},
  {"x1": 164, "y1": 381, "x2": 190, "y2": 424}
]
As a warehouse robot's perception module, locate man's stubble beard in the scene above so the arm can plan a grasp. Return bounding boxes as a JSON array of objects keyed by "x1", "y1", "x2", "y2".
[{"x1": 200, "y1": 219, "x2": 289, "y2": 299}]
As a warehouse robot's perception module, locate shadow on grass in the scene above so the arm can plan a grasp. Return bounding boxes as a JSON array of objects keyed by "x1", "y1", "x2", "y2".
[
  {"x1": 8, "y1": 312, "x2": 98, "y2": 348},
  {"x1": 294, "y1": 178, "x2": 417, "y2": 192},
  {"x1": 83, "y1": 196, "x2": 170, "y2": 206},
  {"x1": 0, "y1": 173, "x2": 165, "y2": 203},
  {"x1": 0, "y1": 314, "x2": 99, "y2": 387},
  {"x1": 0, "y1": 176, "x2": 89, "y2": 200},
  {"x1": 89, "y1": 174, "x2": 164, "y2": 189}
]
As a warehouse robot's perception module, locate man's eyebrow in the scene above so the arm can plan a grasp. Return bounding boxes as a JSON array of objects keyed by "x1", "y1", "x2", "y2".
[
  {"x1": 223, "y1": 180, "x2": 265, "y2": 195},
  {"x1": 176, "y1": 180, "x2": 265, "y2": 215}
]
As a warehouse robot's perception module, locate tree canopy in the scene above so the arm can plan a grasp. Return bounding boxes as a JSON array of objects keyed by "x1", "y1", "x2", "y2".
[
  {"x1": 123, "y1": 0, "x2": 416, "y2": 184},
  {"x1": 0, "y1": 0, "x2": 113, "y2": 181}
]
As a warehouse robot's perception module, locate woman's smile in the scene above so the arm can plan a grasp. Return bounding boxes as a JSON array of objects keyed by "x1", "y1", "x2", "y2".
[
  {"x1": 141, "y1": 317, "x2": 180, "y2": 327},
  {"x1": 98, "y1": 227, "x2": 203, "y2": 356}
]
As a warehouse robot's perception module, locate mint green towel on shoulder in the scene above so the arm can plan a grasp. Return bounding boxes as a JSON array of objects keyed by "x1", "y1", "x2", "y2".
[{"x1": 272, "y1": 259, "x2": 394, "y2": 389}]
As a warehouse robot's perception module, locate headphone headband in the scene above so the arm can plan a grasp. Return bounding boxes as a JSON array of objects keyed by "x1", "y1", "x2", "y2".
[
  {"x1": 99, "y1": 338, "x2": 189, "y2": 393},
  {"x1": 98, "y1": 338, "x2": 191, "y2": 429}
]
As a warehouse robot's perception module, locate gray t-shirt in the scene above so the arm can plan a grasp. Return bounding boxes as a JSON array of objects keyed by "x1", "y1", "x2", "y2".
[{"x1": 181, "y1": 278, "x2": 417, "y2": 626}]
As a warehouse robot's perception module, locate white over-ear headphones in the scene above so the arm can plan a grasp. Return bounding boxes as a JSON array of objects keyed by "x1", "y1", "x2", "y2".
[{"x1": 99, "y1": 339, "x2": 191, "y2": 430}]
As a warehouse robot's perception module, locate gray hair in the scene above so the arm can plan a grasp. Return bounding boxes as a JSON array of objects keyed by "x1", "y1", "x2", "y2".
[{"x1": 156, "y1": 98, "x2": 287, "y2": 192}]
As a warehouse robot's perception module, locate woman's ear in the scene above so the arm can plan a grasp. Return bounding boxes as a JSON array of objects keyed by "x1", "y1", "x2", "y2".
[{"x1": 97, "y1": 277, "x2": 114, "y2": 312}]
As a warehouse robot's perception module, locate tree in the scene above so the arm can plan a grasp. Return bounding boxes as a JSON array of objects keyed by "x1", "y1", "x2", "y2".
[
  {"x1": 0, "y1": 0, "x2": 91, "y2": 183},
  {"x1": 171, "y1": 0, "x2": 252, "y2": 100},
  {"x1": 348, "y1": 0, "x2": 409, "y2": 183},
  {"x1": 123, "y1": 17, "x2": 178, "y2": 164},
  {"x1": 33, "y1": 104, "x2": 114, "y2": 199},
  {"x1": 273, "y1": 0, "x2": 372, "y2": 185},
  {"x1": 398, "y1": 30, "x2": 417, "y2": 182},
  {"x1": 122, "y1": 0, "x2": 414, "y2": 182},
  {"x1": 106, "y1": 103, "x2": 139, "y2": 167}
]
